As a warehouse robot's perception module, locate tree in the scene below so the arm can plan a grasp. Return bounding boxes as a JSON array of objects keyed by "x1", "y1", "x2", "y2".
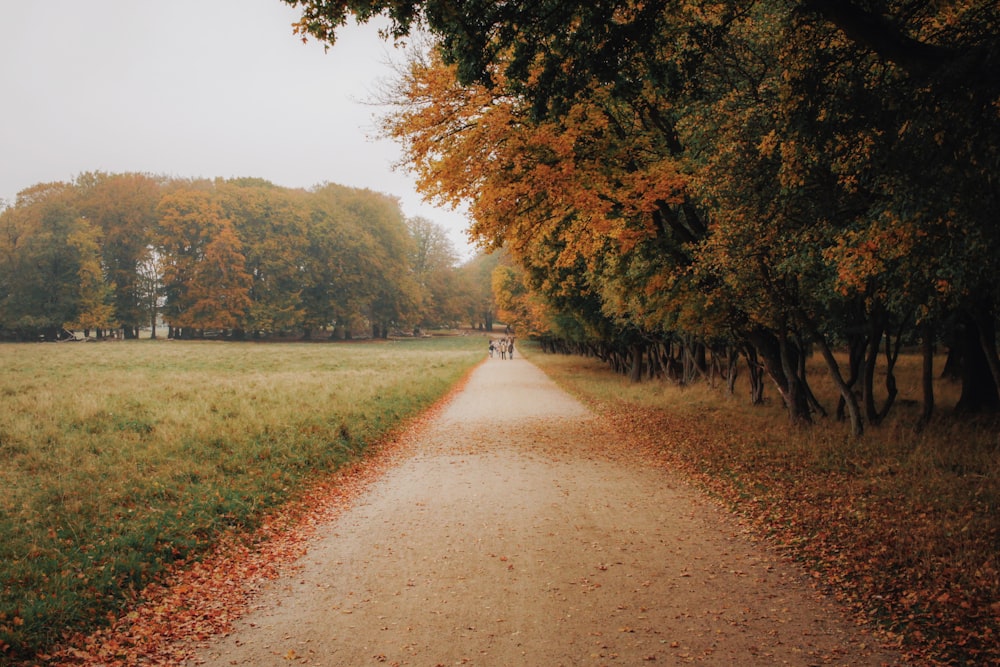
[
  {"x1": 75, "y1": 172, "x2": 162, "y2": 338},
  {"x1": 179, "y1": 222, "x2": 253, "y2": 332},
  {"x1": 63, "y1": 218, "x2": 116, "y2": 335},
  {"x1": 2, "y1": 172, "x2": 480, "y2": 342},
  {"x1": 491, "y1": 254, "x2": 555, "y2": 339},
  {"x1": 300, "y1": 184, "x2": 383, "y2": 337},
  {"x1": 156, "y1": 186, "x2": 250, "y2": 337},
  {"x1": 329, "y1": 184, "x2": 419, "y2": 337},
  {"x1": 458, "y1": 252, "x2": 499, "y2": 331},
  {"x1": 287, "y1": 0, "x2": 1000, "y2": 424},
  {"x1": 216, "y1": 178, "x2": 310, "y2": 336},
  {"x1": 406, "y1": 215, "x2": 463, "y2": 327},
  {"x1": 135, "y1": 250, "x2": 163, "y2": 338},
  {"x1": 0, "y1": 183, "x2": 112, "y2": 340}
]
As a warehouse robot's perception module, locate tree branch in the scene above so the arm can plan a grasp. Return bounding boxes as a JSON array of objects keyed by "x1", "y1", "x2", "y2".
[{"x1": 799, "y1": 0, "x2": 952, "y2": 77}]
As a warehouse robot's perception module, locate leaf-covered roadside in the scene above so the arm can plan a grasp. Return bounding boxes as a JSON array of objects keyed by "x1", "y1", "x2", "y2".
[{"x1": 600, "y1": 404, "x2": 999, "y2": 666}]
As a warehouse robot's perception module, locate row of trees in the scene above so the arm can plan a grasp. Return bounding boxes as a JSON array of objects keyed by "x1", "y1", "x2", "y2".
[
  {"x1": 0, "y1": 173, "x2": 499, "y2": 341},
  {"x1": 286, "y1": 0, "x2": 1000, "y2": 432}
]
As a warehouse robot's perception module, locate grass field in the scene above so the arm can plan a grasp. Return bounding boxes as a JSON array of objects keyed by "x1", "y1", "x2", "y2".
[
  {"x1": 0, "y1": 335, "x2": 485, "y2": 662},
  {"x1": 523, "y1": 342, "x2": 999, "y2": 665}
]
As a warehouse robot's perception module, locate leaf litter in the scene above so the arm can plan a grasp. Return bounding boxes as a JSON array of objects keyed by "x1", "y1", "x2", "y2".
[{"x1": 37, "y1": 361, "x2": 924, "y2": 666}]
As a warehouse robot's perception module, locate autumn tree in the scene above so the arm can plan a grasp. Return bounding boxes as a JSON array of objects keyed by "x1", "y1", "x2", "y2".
[
  {"x1": 180, "y1": 222, "x2": 253, "y2": 332},
  {"x1": 0, "y1": 183, "x2": 113, "y2": 340},
  {"x1": 491, "y1": 257, "x2": 535, "y2": 336},
  {"x1": 63, "y1": 218, "x2": 116, "y2": 335},
  {"x1": 155, "y1": 186, "x2": 251, "y2": 338},
  {"x1": 216, "y1": 178, "x2": 310, "y2": 336},
  {"x1": 287, "y1": 0, "x2": 1000, "y2": 426},
  {"x1": 780, "y1": 3, "x2": 1000, "y2": 415},
  {"x1": 378, "y1": 46, "x2": 706, "y2": 382},
  {"x1": 329, "y1": 184, "x2": 419, "y2": 337},
  {"x1": 75, "y1": 172, "x2": 162, "y2": 338},
  {"x1": 2, "y1": 172, "x2": 480, "y2": 342},
  {"x1": 406, "y1": 215, "x2": 465, "y2": 328},
  {"x1": 298, "y1": 184, "x2": 401, "y2": 337},
  {"x1": 457, "y1": 251, "x2": 499, "y2": 331}
]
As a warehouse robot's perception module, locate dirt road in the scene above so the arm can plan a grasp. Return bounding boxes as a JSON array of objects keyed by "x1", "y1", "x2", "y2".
[{"x1": 188, "y1": 354, "x2": 899, "y2": 666}]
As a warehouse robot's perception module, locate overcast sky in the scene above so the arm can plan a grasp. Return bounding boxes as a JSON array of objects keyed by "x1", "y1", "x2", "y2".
[{"x1": 0, "y1": 0, "x2": 474, "y2": 256}]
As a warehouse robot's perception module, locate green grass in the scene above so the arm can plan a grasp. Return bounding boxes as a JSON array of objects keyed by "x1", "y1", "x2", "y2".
[
  {"x1": 0, "y1": 335, "x2": 485, "y2": 662},
  {"x1": 522, "y1": 341, "x2": 999, "y2": 665}
]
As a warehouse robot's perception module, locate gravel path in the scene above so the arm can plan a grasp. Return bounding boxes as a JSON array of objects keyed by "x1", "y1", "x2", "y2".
[{"x1": 189, "y1": 354, "x2": 900, "y2": 666}]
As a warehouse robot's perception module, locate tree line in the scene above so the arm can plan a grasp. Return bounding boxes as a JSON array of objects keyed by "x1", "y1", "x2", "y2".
[
  {"x1": 286, "y1": 0, "x2": 1000, "y2": 432},
  {"x1": 0, "y1": 173, "x2": 499, "y2": 342}
]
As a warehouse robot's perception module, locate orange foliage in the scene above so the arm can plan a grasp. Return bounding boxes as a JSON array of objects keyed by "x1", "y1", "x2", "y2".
[{"x1": 382, "y1": 52, "x2": 687, "y2": 281}]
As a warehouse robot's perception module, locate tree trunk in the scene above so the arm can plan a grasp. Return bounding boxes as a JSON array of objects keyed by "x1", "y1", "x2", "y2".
[
  {"x1": 837, "y1": 333, "x2": 866, "y2": 421},
  {"x1": 942, "y1": 344, "x2": 962, "y2": 380},
  {"x1": 743, "y1": 345, "x2": 765, "y2": 405},
  {"x1": 814, "y1": 330, "x2": 864, "y2": 436},
  {"x1": 779, "y1": 332, "x2": 813, "y2": 425},
  {"x1": 878, "y1": 324, "x2": 904, "y2": 422},
  {"x1": 725, "y1": 347, "x2": 739, "y2": 395},
  {"x1": 788, "y1": 307, "x2": 862, "y2": 435},
  {"x1": 681, "y1": 339, "x2": 696, "y2": 385},
  {"x1": 646, "y1": 344, "x2": 663, "y2": 379},
  {"x1": 629, "y1": 344, "x2": 643, "y2": 383},
  {"x1": 920, "y1": 320, "x2": 935, "y2": 427},
  {"x1": 956, "y1": 315, "x2": 1000, "y2": 413},
  {"x1": 694, "y1": 343, "x2": 707, "y2": 376},
  {"x1": 977, "y1": 313, "x2": 1000, "y2": 402},
  {"x1": 862, "y1": 310, "x2": 886, "y2": 423},
  {"x1": 748, "y1": 327, "x2": 810, "y2": 423},
  {"x1": 797, "y1": 333, "x2": 827, "y2": 418}
]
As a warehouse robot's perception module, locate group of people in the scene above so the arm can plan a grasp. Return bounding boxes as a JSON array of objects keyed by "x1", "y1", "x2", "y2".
[{"x1": 488, "y1": 337, "x2": 515, "y2": 360}]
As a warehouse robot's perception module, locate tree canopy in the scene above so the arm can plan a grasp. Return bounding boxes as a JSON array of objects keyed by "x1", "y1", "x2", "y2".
[
  {"x1": 284, "y1": 0, "x2": 1000, "y2": 430},
  {"x1": 0, "y1": 174, "x2": 484, "y2": 341}
]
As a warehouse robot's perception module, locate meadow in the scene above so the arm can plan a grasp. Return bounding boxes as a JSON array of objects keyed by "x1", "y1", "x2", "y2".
[
  {"x1": 524, "y1": 343, "x2": 999, "y2": 665},
  {"x1": 0, "y1": 336, "x2": 484, "y2": 662}
]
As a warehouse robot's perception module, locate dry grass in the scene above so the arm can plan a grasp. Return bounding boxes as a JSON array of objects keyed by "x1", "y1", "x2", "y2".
[
  {"x1": 0, "y1": 336, "x2": 484, "y2": 663},
  {"x1": 524, "y1": 343, "x2": 1000, "y2": 666}
]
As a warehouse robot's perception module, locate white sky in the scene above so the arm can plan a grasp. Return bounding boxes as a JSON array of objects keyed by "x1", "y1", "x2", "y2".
[{"x1": 0, "y1": 0, "x2": 474, "y2": 257}]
